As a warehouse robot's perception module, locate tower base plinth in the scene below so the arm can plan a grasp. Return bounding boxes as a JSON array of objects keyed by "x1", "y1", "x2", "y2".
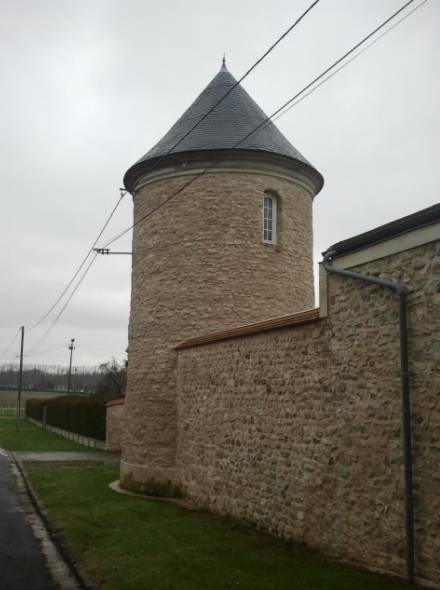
[{"x1": 119, "y1": 461, "x2": 183, "y2": 498}]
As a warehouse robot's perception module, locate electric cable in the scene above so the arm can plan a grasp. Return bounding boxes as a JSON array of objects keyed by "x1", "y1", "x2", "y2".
[
  {"x1": 99, "y1": 226, "x2": 132, "y2": 251},
  {"x1": 99, "y1": 2, "x2": 322, "y2": 251},
  {"x1": 0, "y1": 328, "x2": 21, "y2": 361},
  {"x1": 22, "y1": 0, "x2": 423, "y2": 356},
  {"x1": 20, "y1": 0, "x2": 320, "y2": 311},
  {"x1": 27, "y1": 191, "x2": 126, "y2": 332},
  {"x1": 23, "y1": 345, "x2": 67, "y2": 358},
  {"x1": 127, "y1": 0, "x2": 321, "y2": 183},
  {"x1": 101, "y1": 0, "x2": 420, "y2": 249},
  {"x1": 232, "y1": 0, "x2": 419, "y2": 150},
  {"x1": 27, "y1": 253, "x2": 99, "y2": 354},
  {"x1": 272, "y1": 0, "x2": 428, "y2": 123}
]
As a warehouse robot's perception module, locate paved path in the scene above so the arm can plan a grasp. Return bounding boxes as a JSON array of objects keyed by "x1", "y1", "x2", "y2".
[{"x1": 0, "y1": 449, "x2": 120, "y2": 589}]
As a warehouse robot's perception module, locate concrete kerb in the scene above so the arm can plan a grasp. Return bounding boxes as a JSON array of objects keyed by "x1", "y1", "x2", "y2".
[{"x1": 12, "y1": 453, "x2": 102, "y2": 590}]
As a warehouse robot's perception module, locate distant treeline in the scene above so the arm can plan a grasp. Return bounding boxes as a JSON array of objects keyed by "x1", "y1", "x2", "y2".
[{"x1": 0, "y1": 363, "x2": 102, "y2": 394}]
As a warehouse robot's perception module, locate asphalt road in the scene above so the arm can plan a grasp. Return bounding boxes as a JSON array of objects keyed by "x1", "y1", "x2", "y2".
[{"x1": 0, "y1": 450, "x2": 78, "y2": 590}]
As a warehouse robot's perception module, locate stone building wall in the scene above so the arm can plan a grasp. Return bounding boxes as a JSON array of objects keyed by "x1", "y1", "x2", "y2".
[
  {"x1": 121, "y1": 157, "x2": 317, "y2": 491},
  {"x1": 175, "y1": 237, "x2": 440, "y2": 585},
  {"x1": 105, "y1": 399, "x2": 125, "y2": 452}
]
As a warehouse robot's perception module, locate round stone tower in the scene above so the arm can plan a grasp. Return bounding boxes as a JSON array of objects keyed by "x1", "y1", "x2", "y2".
[{"x1": 120, "y1": 61, "x2": 323, "y2": 494}]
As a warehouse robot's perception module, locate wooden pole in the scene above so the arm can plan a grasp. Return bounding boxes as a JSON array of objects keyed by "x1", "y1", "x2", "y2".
[
  {"x1": 67, "y1": 339, "x2": 75, "y2": 395},
  {"x1": 16, "y1": 326, "x2": 24, "y2": 433}
]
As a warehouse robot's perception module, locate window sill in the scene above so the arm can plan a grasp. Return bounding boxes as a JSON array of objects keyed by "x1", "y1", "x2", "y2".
[{"x1": 263, "y1": 242, "x2": 281, "y2": 252}]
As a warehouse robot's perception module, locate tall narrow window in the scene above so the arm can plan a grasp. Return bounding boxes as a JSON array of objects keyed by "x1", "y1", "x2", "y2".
[{"x1": 263, "y1": 193, "x2": 277, "y2": 243}]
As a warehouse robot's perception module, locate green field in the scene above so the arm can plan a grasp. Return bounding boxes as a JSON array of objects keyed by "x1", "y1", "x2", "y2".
[
  {"x1": 0, "y1": 390, "x2": 67, "y2": 403},
  {"x1": 0, "y1": 390, "x2": 68, "y2": 416},
  {"x1": 0, "y1": 407, "x2": 25, "y2": 416}
]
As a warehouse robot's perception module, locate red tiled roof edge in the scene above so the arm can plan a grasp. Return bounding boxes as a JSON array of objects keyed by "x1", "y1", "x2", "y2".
[{"x1": 175, "y1": 307, "x2": 320, "y2": 350}]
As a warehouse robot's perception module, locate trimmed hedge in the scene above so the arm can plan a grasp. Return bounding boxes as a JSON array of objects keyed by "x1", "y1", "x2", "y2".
[{"x1": 26, "y1": 395, "x2": 119, "y2": 441}]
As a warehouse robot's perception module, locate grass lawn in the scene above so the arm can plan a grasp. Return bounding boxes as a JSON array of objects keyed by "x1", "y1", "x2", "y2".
[
  {"x1": 0, "y1": 407, "x2": 25, "y2": 416},
  {"x1": 0, "y1": 417, "x2": 96, "y2": 452},
  {"x1": 23, "y1": 461, "x2": 407, "y2": 590},
  {"x1": 1, "y1": 417, "x2": 406, "y2": 589}
]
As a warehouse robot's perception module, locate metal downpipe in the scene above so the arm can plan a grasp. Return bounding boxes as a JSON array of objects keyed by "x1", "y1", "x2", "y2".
[{"x1": 322, "y1": 250, "x2": 415, "y2": 586}]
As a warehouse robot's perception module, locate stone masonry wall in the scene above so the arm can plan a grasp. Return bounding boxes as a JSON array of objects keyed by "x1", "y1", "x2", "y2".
[
  {"x1": 122, "y1": 159, "x2": 316, "y2": 490},
  {"x1": 176, "y1": 240, "x2": 440, "y2": 585},
  {"x1": 105, "y1": 400, "x2": 125, "y2": 452}
]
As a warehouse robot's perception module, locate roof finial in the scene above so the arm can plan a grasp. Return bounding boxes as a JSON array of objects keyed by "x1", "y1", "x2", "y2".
[{"x1": 222, "y1": 54, "x2": 226, "y2": 69}]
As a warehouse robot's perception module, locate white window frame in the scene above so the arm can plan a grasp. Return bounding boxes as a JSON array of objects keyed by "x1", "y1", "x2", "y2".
[{"x1": 262, "y1": 193, "x2": 277, "y2": 244}]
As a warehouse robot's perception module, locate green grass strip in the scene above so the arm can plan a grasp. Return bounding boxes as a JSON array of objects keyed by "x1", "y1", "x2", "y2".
[
  {"x1": 0, "y1": 417, "x2": 96, "y2": 452},
  {"x1": 24, "y1": 462, "x2": 406, "y2": 590},
  {"x1": 0, "y1": 408, "x2": 26, "y2": 416}
]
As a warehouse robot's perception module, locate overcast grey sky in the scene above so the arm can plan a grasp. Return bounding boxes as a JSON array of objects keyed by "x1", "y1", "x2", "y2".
[{"x1": 0, "y1": 0, "x2": 438, "y2": 369}]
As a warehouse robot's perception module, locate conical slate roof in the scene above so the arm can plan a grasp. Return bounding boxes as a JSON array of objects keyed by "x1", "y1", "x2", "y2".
[{"x1": 124, "y1": 62, "x2": 323, "y2": 192}]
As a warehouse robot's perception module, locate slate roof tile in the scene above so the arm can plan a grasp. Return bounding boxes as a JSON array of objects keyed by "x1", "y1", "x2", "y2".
[{"x1": 124, "y1": 62, "x2": 322, "y2": 191}]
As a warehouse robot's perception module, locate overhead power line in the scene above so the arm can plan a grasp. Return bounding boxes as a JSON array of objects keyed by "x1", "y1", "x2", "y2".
[
  {"x1": 99, "y1": 1, "x2": 321, "y2": 251},
  {"x1": 272, "y1": 0, "x2": 429, "y2": 123},
  {"x1": 98, "y1": 4, "x2": 320, "y2": 251},
  {"x1": 23, "y1": 344, "x2": 67, "y2": 358},
  {"x1": 27, "y1": 191, "x2": 126, "y2": 332},
  {"x1": 0, "y1": 328, "x2": 21, "y2": 361},
  {"x1": 55, "y1": 2, "x2": 320, "y2": 333},
  {"x1": 245, "y1": 0, "x2": 421, "y2": 139},
  {"x1": 101, "y1": 0, "x2": 420, "y2": 249},
  {"x1": 125, "y1": 0, "x2": 322, "y2": 185},
  {"x1": 27, "y1": 252, "x2": 99, "y2": 355},
  {"x1": 21, "y1": 0, "x2": 422, "y2": 356}
]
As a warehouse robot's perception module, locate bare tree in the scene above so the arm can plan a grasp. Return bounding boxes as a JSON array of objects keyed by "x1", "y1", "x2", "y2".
[{"x1": 96, "y1": 358, "x2": 127, "y2": 396}]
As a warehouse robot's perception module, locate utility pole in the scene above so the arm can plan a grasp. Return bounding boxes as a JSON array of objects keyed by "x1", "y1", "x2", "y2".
[
  {"x1": 73, "y1": 366, "x2": 78, "y2": 394},
  {"x1": 67, "y1": 339, "x2": 75, "y2": 395},
  {"x1": 16, "y1": 326, "x2": 25, "y2": 433}
]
